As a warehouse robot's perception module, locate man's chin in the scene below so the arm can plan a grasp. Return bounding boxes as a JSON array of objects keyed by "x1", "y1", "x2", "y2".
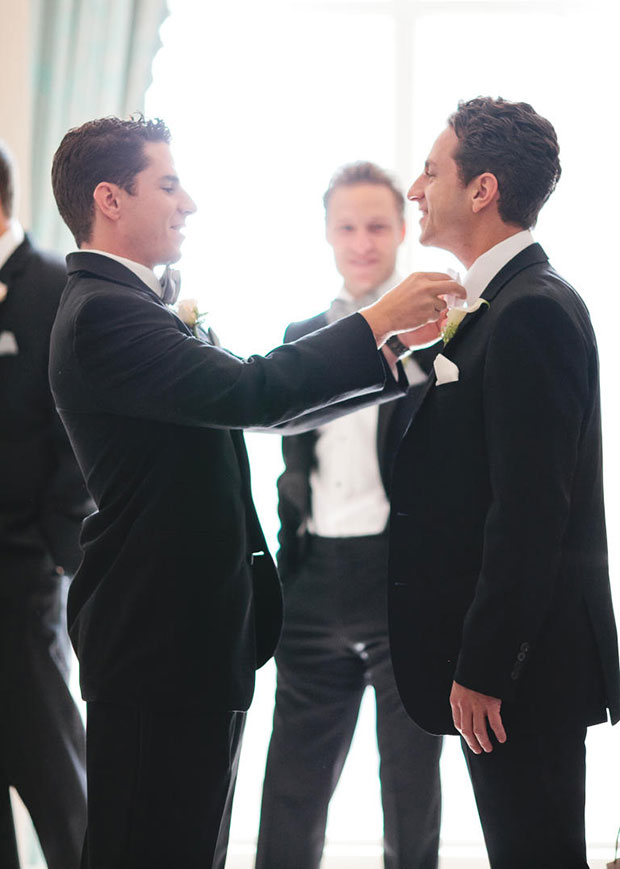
[{"x1": 162, "y1": 248, "x2": 183, "y2": 266}]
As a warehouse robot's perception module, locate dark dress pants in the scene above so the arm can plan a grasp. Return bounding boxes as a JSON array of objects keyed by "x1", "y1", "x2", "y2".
[
  {"x1": 462, "y1": 727, "x2": 589, "y2": 868},
  {"x1": 0, "y1": 573, "x2": 87, "y2": 869},
  {"x1": 81, "y1": 700, "x2": 245, "y2": 869},
  {"x1": 256, "y1": 534, "x2": 443, "y2": 869}
]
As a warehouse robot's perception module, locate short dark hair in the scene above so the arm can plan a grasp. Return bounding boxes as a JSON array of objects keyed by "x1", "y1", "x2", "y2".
[
  {"x1": 448, "y1": 97, "x2": 561, "y2": 228},
  {"x1": 0, "y1": 139, "x2": 16, "y2": 219},
  {"x1": 51, "y1": 115, "x2": 171, "y2": 246},
  {"x1": 323, "y1": 161, "x2": 405, "y2": 219}
]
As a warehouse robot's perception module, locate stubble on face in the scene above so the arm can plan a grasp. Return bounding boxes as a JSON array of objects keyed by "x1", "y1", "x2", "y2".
[
  {"x1": 118, "y1": 142, "x2": 196, "y2": 269},
  {"x1": 408, "y1": 127, "x2": 473, "y2": 261}
]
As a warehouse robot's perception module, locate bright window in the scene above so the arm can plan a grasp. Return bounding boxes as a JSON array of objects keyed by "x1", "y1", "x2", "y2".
[{"x1": 146, "y1": 0, "x2": 620, "y2": 860}]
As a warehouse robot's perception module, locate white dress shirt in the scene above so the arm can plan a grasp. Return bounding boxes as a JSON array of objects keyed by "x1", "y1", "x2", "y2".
[
  {"x1": 307, "y1": 274, "x2": 400, "y2": 538},
  {"x1": 462, "y1": 229, "x2": 534, "y2": 304}
]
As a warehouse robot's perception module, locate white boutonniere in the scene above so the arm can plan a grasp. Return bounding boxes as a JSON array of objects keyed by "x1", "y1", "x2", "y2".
[
  {"x1": 442, "y1": 297, "x2": 489, "y2": 345},
  {"x1": 175, "y1": 298, "x2": 208, "y2": 337}
]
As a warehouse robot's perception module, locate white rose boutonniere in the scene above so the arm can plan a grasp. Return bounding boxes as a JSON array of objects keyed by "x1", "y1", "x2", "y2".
[
  {"x1": 176, "y1": 298, "x2": 208, "y2": 337},
  {"x1": 442, "y1": 297, "x2": 489, "y2": 345}
]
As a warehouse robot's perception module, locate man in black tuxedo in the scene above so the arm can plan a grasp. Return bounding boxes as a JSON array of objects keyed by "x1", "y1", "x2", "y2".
[
  {"x1": 48, "y1": 116, "x2": 463, "y2": 869},
  {"x1": 256, "y1": 162, "x2": 442, "y2": 869},
  {"x1": 388, "y1": 97, "x2": 620, "y2": 868},
  {"x1": 0, "y1": 140, "x2": 89, "y2": 869}
]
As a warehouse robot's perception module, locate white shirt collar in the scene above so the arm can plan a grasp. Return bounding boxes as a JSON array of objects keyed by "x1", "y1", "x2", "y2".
[
  {"x1": 78, "y1": 249, "x2": 164, "y2": 299},
  {"x1": 0, "y1": 220, "x2": 25, "y2": 270},
  {"x1": 463, "y1": 229, "x2": 534, "y2": 305}
]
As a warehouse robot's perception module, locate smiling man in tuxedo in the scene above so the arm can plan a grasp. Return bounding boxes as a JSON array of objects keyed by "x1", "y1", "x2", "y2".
[
  {"x1": 388, "y1": 97, "x2": 620, "y2": 868},
  {"x1": 48, "y1": 116, "x2": 462, "y2": 869},
  {"x1": 256, "y1": 163, "x2": 443, "y2": 869}
]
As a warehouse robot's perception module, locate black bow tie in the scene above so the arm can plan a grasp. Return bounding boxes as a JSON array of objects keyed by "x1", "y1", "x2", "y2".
[{"x1": 160, "y1": 266, "x2": 181, "y2": 305}]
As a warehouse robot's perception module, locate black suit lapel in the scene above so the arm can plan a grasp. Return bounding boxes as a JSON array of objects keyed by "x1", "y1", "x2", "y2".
[
  {"x1": 443, "y1": 243, "x2": 549, "y2": 352},
  {"x1": 0, "y1": 237, "x2": 33, "y2": 284}
]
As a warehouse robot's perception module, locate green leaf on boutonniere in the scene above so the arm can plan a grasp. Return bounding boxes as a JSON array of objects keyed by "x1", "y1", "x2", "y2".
[{"x1": 442, "y1": 298, "x2": 489, "y2": 345}]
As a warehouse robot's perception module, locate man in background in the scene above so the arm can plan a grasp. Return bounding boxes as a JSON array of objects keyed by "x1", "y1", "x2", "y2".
[
  {"x1": 0, "y1": 140, "x2": 89, "y2": 869},
  {"x1": 388, "y1": 97, "x2": 620, "y2": 868},
  {"x1": 256, "y1": 163, "x2": 443, "y2": 869}
]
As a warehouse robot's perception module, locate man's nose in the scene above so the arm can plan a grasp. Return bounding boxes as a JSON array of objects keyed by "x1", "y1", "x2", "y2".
[
  {"x1": 407, "y1": 174, "x2": 424, "y2": 202},
  {"x1": 351, "y1": 229, "x2": 374, "y2": 250},
  {"x1": 180, "y1": 189, "x2": 197, "y2": 215}
]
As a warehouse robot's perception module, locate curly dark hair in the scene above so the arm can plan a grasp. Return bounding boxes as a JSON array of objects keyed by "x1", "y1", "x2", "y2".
[
  {"x1": 0, "y1": 139, "x2": 16, "y2": 219},
  {"x1": 323, "y1": 161, "x2": 405, "y2": 219},
  {"x1": 51, "y1": 115, "x2": 171, "y2": 246},
  {"x1": 448, "y1": 97, "x2": 561, "y2": 228}
]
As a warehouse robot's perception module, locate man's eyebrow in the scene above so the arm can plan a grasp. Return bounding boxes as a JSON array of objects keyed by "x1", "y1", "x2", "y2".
[{"x1": 159, "y1": 174, "x2": 179, "y2": 184}]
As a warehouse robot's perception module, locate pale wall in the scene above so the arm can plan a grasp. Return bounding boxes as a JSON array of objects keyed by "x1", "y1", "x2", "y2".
[{"x1": 0, "y1": 0, "x2": 32, "y2": 226}]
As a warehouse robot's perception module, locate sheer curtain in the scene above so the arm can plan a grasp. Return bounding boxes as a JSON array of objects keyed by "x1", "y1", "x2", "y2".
[{"x1": 29, "y1": 0, "x2": 168, "y2": 252}]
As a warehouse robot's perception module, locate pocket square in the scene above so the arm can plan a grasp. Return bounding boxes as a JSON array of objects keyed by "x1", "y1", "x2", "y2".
[
  {"x1": 0, "y1": 330, "x2": 18, "y2": 355},
  {"x1": 434, "y1": 353, "x2": 459, "y2": 385}
]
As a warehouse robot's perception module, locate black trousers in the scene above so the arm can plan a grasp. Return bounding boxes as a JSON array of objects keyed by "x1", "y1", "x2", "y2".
[
  {"x1": 256, "y1": 534, "x2": 443, "y2": 869},
  {"x1": 0, "y1": 574, "x2": 87, "y2": 869},
  {"x1": 81, "y1": 700, "x2": 245, "y2": 869},
  {"x1": 463, "y1": 727, "x2": 589, "y2": 868}
]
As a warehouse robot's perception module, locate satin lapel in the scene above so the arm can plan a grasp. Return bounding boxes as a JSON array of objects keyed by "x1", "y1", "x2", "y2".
[
  {"x1": 0, "y1": 237, "x2": 32, "y2": 283},
  {"x1": 391, "y1": 370, "x2": 436, "y2": 449},
  {"x1": 442, "y1": 243, "x2": 549, "y2": 353}
]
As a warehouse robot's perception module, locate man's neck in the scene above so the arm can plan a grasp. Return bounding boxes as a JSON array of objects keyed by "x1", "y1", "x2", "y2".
[{"x1": 455, "y1": 224, "x2": 525, "y2": 270}]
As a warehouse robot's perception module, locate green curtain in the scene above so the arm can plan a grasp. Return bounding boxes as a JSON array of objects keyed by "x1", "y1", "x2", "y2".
[{"x1": 30, "y1": 0, "x2": 168, "y2": 252}]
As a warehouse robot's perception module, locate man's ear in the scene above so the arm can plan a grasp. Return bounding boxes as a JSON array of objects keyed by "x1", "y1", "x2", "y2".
[
  {"x1": 470, "y1": 172, "x2": 499, "y2": 214},
  {"x1": 92, "y1": 182, "x2": 123, "y2": 221}
]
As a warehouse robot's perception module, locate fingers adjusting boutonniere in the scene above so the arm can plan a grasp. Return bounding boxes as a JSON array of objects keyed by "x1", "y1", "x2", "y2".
[
  {"x1": 442, "y1": 298, "x2": 489, "y2": 345},
  {"x1": 175, "y1": 298, "x2": 209, "y2": 338}
]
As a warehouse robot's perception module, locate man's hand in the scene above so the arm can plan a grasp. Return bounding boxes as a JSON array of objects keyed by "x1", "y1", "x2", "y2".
[
  {"x1": 450, "y1": 680, "x2": 507, "y2": 755},
  {"x1": 360, "y1": 272, "x2": 465, "y2": 348}
]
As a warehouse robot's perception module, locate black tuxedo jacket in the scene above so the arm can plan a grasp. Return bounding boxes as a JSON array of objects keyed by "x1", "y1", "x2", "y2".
[
  {"x1": 49, "y1": 253, "x2": 397, "y2": 711},
  {"x1": 0, "y1": 236, "x2": 92, "y2": 593},
  {"x1": 276, "y1": 311, "x2": 435, "y2": 578},
  {"x1": 388, "y1": 244, "x2": 620, "y2": 735}
]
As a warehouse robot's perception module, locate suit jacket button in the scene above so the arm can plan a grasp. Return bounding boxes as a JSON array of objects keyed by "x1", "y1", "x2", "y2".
[
  {"x1": 520, "y1": 642, "x2": 530, "y2": 653},
  {"x1": 517, "y1": 652, "x2": 527, "y2": 662},
  {"x1": 510, "y1": 668, "x2": 520, "y2": 681}
]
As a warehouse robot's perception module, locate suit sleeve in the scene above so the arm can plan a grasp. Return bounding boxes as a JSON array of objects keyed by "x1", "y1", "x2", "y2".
[
  {"x1": 454, "y1": 293, "x2": 592, "y2": 699},
  {"x1": 68, "y1": 293, "x2": 388, "y2": 430}
]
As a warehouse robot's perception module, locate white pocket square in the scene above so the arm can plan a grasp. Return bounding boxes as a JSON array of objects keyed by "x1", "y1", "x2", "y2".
[
  {"x1": 434, "y1": 353, "x2": 459, "y2": 385},
  {"x1": 0, "y1": 331, "x2": 18, "y2": 355}
]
